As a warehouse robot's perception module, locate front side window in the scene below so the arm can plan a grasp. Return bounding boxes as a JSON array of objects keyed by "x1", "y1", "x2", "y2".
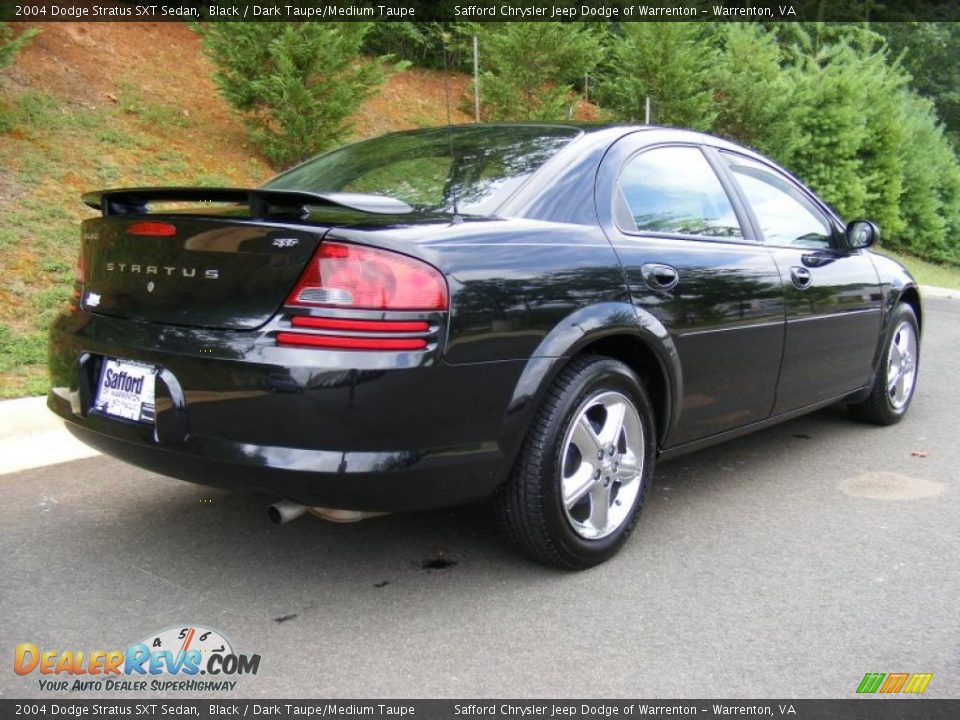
[
  {"x1": 722, "y1": 153, "x2": 833, "y2": 249},
  {"x1": 616, "y1": 146, "x2": 743, "y2": 239}
]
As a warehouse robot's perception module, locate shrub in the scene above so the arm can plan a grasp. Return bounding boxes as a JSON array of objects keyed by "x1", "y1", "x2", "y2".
[
  {"x1": 708, "y1": 24, "x2": 790, "y2": 156},
  {"x1": 197, "y1": 23, "x2": 389, "y2": 169},
  {"x1": 472, "y1": 23, "x2": 601, "y2": 121},
  {"x1": 594, "y1": 23, "x2": 714, "y2": 129}
]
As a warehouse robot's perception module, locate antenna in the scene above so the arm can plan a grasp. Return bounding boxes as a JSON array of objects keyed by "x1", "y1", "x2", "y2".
[{"x1": 441, "y1": 25, "x2": 462, "y2": 222}]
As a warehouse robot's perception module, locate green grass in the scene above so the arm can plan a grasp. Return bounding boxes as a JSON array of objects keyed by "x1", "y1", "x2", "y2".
[
  {"x1": 0, "y1": 85, "x2": 268, "y2": 398},
  {"x1": 874, "y1": 247, "x2": 960, "y2": 290}
]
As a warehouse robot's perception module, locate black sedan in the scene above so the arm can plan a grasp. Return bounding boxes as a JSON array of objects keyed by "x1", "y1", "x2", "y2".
[{"x1": 48, "y1": 124, "x2": 922, "y2": 568}]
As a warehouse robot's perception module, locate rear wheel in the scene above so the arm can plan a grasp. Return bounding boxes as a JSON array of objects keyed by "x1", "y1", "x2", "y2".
[
  {"x1": 849, "y1": 303, "x2": 920, "y2": 425},
  {"x1": 495, "y1": 355, "x2": 656, "y2": 569}
]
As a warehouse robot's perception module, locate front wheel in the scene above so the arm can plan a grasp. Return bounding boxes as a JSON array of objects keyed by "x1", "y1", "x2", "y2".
[
  {"x1": 495, "y1": 355, "x2": 656, "y2": 569},
  {"x1": 849, "y1": 303, "x2": 920, "y2": 425}
]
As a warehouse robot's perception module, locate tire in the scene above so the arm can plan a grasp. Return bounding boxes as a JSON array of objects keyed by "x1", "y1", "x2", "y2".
[
  {"x1": 495, "y1": 355, "x2": 656, "y2": 569},
  {"x1": 849, "y1": 303, "x2": 920, "y2": 425}
]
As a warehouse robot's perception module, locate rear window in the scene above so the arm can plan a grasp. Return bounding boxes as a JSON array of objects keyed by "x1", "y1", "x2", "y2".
[{"x1": 263, "y1": 126, "x2": 581, "y2": 216}]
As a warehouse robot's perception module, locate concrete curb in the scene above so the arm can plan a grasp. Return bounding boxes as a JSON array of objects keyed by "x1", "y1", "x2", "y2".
[
  {"x1": 920, "y1": 284, "x2": 960, "y2": 300},
  {"x1": 0, "y1": 396, "x2": 99, "y2": 475},
  {"x1": 1, "y1": 284, "x2": 955, "y2": 473}
]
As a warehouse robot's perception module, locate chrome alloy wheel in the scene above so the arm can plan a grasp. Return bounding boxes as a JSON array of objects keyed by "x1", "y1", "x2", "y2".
[
  {"x1": 887, "y1": 320, "x2": 918, "y2": 410},
  {"x1": 560, "y1": 390, "x2": 645, "y2": 540}
]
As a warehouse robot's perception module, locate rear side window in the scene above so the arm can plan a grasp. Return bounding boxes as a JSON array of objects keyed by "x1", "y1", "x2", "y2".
[
  {"x1": 616, "y1": 146, "x2": 743, "y2": 239},
  {"x1": 721, "y1": 153, "x2": 833, "y2": 249}
]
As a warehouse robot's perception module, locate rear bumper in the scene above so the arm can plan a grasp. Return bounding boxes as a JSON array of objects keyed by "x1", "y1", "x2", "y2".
[{"x1": 48, "y1": 311, "x2": 524, "y2": 512}]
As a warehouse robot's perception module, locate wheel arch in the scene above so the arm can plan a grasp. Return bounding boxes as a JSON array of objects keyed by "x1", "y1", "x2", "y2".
[
  {"x1": 498, "y1": 302, "x2": 682, "y2": 466},
  {"x1": 897, "y1": 285, "x2": 923, "y2": 335}
]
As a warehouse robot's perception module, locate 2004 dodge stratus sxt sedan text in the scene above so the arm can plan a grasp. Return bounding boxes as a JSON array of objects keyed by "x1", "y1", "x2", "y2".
[{"x1": 49, "y1": 125, "x2": 922, "y2": 568}]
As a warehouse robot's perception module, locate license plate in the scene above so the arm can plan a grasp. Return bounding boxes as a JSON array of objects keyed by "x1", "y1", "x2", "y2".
[{"x1": 94, "y1": 358, "x2": 156, "y2": 423}]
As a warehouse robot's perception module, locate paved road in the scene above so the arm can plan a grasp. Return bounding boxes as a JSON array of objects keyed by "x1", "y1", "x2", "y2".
[{"x1": 2, "y1": 298, "x2": 958, "y2": 700}]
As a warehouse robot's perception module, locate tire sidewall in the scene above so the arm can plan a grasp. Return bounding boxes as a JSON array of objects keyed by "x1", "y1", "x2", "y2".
[{"x1": 539, "y1": 359, "x2": 656, "y2": 565}]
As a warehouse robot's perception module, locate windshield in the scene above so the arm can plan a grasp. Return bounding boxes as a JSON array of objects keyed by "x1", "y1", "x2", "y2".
[{"x1": 262, "y1": 125, "x2": 581, "y2": 216}]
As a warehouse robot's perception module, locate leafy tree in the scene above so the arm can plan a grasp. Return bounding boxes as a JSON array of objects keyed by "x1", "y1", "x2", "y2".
[
  {"x1": 708, "y1": 23, "x2": 789, "y2": 155},
  {"x1": 897, "y1": 92, "x2": 960, "y2": 263},
  {"x1": 197, "y1": 23, "x2": 390, "y2": 168},
  {"x1": 363, "y1": 21, "x2": 468, "y2": 70},
  {"x1": 0, "y1": 23, "x2": 38, "y2": 70},
  {"x1": 472, "y1": 23, "x2": 601, "y2": 121},
  {"x1": 875, "y1": 22, "x2": 960, "y2": 146},
  {"x1": 849, "y1": 36, "x2": 909, "y2": 239},
  {"x1": 778, "y1": 39, "x2": 870, "y2": 219},
  {"x1": 594, "y1": 23, "x2": 715, "y2": 129}
]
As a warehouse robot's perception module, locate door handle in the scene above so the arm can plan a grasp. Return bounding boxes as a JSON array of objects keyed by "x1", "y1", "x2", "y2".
[
  {"x1": 641, "y1": 263, "x2": 679, "y2": 291},
  {"x1": 790, "y1": 266, "x2": 812, "y2": 290}
]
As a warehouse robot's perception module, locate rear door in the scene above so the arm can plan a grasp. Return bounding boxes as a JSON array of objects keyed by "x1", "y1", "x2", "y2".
[
  {"x1": 599, "y1": 139, "x2": 785, "y2": 447},
  {"x1": 715, "y1": 151, "x2": 883, "y2": 413}
]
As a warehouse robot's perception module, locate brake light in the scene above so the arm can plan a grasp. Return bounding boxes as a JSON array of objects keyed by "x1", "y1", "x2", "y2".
[
  {"x1": 286, "y1": 242, "x2": 447, "y2": 310},
  {"x1": 127, "y1": 221, "x2": 176, "y2": 236}
]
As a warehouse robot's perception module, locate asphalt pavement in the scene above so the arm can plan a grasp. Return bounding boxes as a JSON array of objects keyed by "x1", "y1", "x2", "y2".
[{"x1": 1, "y1": 297, "x2": 957, "y2": 700}]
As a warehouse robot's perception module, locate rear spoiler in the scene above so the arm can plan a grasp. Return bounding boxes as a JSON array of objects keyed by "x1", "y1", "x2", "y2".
[{"x1": 81, "y1": 187, "x2": 414, "y2": 217}]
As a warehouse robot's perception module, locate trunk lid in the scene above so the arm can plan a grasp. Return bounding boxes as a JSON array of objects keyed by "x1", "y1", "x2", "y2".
[
  {"x1": 81, "y1": 215, "x2": 324, "y2": 330},
  {"x1": 78, "y1": 187, "x2": 419, "y2": 330}
]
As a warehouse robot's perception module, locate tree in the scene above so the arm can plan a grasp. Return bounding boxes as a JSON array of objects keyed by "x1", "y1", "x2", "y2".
[
  {"x1": 777, "y1": 34, "x2": 871, "y2": 220},
  {"x1": 708, "y1": 23, "x2": 790, "y2": 155},
  {"x1": 594, "y1": 23, "x2": 715, "y2": 129},
  {"x1": 197, "y1": 23, "x2": 389, "y2": 168},
  {"x1": 897, "y1": 92, "x2": 960, "y2": 264},
  {"x1": 875, "y1": 22, "x2": 960, "y2": 147},
  {"x1": 472, "y1": 23, "x2": 601, "y2": 121}
]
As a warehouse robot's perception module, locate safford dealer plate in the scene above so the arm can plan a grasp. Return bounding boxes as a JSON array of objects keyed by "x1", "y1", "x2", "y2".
[{"x1": 94, "y1": 358, "x2": 156, "y2": 423}]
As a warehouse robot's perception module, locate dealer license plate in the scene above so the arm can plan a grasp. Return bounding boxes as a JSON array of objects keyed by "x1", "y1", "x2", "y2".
[{"x1": 94, "y1": 358, "x2": 156, "y2": 423}]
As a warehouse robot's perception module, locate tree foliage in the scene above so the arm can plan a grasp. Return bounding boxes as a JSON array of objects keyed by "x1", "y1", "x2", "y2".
[
  {"x1": 471, "y1": 23, "x2": 601, "y2": 121},
  {"x1": 876, "y1": 22, "x2": 960, "y2": 147},
  {"x1": 595, "y1": 23, "x2": 715, "y2": 129},
  {"x1": 708, "y1": 24, "x2": 789, "y2": 157},
  {"x1": 197, "y1": 23, "x2": 389, "y2": 168}
]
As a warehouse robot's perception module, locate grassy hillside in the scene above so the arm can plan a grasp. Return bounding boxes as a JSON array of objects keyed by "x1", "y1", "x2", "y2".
[{"x1": 0, "y1": 22, "x2": 472, "y2": 397}]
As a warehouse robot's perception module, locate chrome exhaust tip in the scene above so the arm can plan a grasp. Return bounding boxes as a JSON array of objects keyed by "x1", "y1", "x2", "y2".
[{"x1": 267, "y1": 500, "x2": 309, "y2": 525}]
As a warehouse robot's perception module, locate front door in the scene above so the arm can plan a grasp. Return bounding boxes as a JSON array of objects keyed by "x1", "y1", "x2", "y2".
[{"x1": 716, "y1": 151, "x2": 883, "y2": 414}]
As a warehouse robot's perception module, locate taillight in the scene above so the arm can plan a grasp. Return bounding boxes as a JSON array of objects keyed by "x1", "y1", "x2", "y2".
[
  {"x1": 285, "y1": 242, "x2": 447, "y2": 311},
  {"x1": 289, "y1": 317, "x2": 429, "y2": 333},
  {"x1": 276, "y1": 333, "x2": 427, "y2": 351},
  {"x1": 127, "y1": 221, "x2": 176, "y2": 236}
]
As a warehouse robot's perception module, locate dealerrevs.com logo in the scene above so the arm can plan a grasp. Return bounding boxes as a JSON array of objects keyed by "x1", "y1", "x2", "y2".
[{"x1": 14, "y1": 626, "x2": 261, "y2": 692}]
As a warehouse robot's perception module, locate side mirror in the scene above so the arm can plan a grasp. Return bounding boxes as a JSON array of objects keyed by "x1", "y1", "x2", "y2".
[{"x1": 846, "y1": 220, "x2": 880, "y2": 249}]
